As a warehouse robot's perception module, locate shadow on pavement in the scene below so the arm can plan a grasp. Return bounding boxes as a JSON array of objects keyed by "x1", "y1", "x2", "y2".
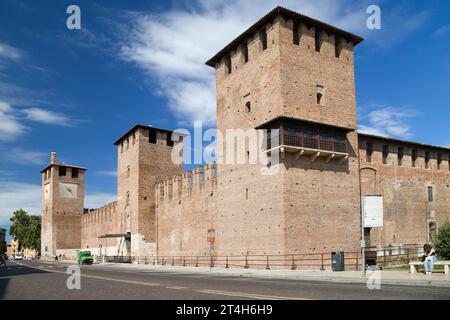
[{"x1": 0, "y1": 262, "x2": 50, "y2": 300}]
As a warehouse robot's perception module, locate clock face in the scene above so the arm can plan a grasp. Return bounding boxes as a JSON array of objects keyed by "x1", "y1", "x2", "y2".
[{"x1": 60, "y1": 183, "x2": 78, "y2": 199}]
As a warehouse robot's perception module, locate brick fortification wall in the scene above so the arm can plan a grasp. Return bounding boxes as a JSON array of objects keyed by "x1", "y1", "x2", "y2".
[
  {"x1": 156, "y1": 163, "x2": 217, "y2": 257},
  {"x1": 44, "y1": 7, "x2": 450, "y2": 264},
  {"x1": 81, "y1": 202, "x2": 123, "y2": 255},
  {"x1": 156, "y1": 12, "x2": 362, "y2": 258},
  {"x1": 359, "y1": 135, "x2": 450, "y2": 247}
]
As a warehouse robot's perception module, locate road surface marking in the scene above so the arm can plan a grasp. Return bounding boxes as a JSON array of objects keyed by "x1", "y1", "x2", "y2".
[
  {"x1": 197, "y1": 289, "x2": 313, "y2": 300},
  {"x1": 166, "y1": 286, "x2": 188, "y2": 290},
  {"x1": 13, "y1": 262, "x2": 161, "y2": 287}
]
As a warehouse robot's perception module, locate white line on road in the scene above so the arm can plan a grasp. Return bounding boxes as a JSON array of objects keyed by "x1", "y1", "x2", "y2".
[{"x1": 197, "y1": 289, "x2": 313, "y2": 300}]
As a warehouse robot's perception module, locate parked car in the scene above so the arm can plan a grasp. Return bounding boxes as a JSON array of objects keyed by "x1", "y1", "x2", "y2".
[
  {"x1": 14, "y1": 254, "x2": 23, "y2": 260},
  {"x1": 25, "y1": 256, "x2": 35, "y2": 260}
]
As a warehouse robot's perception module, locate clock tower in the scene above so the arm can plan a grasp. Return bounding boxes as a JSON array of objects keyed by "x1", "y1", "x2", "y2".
[{"x1": 41, "y1": 152, "x2": 86, "y2": 257}]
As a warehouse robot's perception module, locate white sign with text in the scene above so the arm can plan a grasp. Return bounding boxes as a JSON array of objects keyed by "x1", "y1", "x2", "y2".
[{"x1": 363, "y1": 195, "x2": 384, "y2": 228}]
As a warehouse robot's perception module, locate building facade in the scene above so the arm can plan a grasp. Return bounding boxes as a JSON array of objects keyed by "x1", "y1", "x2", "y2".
[{"x1": 41, "y1": 7, "x2": 450, "y2": 265}]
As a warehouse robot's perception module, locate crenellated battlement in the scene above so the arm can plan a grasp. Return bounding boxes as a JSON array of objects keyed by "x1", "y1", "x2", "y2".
[
  {"x1": 207, "y1": 7, "x2": 362, "y2": 78},
  {"x1": 156, "y1": 162, "x2": 217, "y2": 203},
  {"x1": 82, "y1": 201, "x2": 117, "y2": 226}
]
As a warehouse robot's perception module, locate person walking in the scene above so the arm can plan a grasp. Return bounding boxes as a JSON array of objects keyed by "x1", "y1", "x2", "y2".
[
  {"x1": 423, "y1": 244, "x2": 437, "y2": 275},
  {"x1": 0, "y1": 254, "x2": 7, "y2": 269}
]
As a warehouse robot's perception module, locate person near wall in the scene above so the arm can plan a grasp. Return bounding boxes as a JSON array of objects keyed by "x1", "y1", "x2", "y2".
[
  {"x1": 0, "y1": 254, "x2": 7, "y2": 269},
  {"x1": 422, "y1": 243, "x2": 437, "y2": 275}
]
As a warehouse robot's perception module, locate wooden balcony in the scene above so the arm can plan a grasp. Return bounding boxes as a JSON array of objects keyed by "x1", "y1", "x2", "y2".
[{"x1": 265, "y1": 133, "x2": 349, "y2": 163}]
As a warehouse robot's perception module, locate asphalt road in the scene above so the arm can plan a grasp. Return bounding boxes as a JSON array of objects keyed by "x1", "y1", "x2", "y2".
[{"x1": 1, "y1": 260, "x2": 450, "y2": 300}]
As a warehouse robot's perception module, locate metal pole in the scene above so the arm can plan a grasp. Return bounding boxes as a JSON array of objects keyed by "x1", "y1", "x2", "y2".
[
  {"x1": 361, "y1": 196, "x2": 366, "y2": 278},
  {"x1": 358, "y1": 145, "x2": 366, "y2": 277}
]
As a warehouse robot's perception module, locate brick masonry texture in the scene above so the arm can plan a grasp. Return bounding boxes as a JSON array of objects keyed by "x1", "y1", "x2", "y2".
[{"x1": 41, "y1": 7, "x2": 450, "y2": 262}]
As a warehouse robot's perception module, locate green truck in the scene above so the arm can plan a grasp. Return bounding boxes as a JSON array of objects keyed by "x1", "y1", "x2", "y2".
[{"x1": 76, "y1": 250, "x2": 94, "y2": 265}]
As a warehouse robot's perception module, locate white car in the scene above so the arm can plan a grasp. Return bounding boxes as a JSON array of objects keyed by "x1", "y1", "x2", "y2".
[
  {"x1": 25, "y1": 256, "x2": 35, "y2": 260},
  {"x1": 14, "y1": 254, "x2": 23, "y2": 260}
]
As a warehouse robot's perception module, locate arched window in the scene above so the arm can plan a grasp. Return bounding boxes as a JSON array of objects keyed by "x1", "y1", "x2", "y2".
[{"x1": 245, "y1": 101, "x2": 251, "y2": 113}]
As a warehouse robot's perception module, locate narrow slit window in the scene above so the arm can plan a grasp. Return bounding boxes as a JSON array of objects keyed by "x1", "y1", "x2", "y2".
[
  {"x1": 437, "y1": 153, "x2": 442, "y2": 170},
  {"x1": 425, "y1": 151, "x2": 430, "y2": 169},
  {"x1": 242, "y1": 44, "x2": 249, "y2": 63},
  {"x1": 260, "y1": 29, "x2": 267, "y2": 50},
  {"x1": 225, "y1": 55, "x2": 232, "y2": 74},
  {"x1": 382, "y1": 145, "x2": 389, "y2": 164},
  {"x1": 167, "y1": 132, "x2": 174, "y2": 147},
  {"x1": 293, "y1": 21, "x2": 300, "y2": 45},
  {"x1": 335, "y1": 37, "x2": 342, "y2": 58},
  {"x1": 245, "y1": 188, "x2": 249, "y2": 200},
  {"x1": 245, "y1": 101, "x2": 251, "y2": 113},
  {"x1": 366, "y1": 142, "x2": 373, "y2": 163},
  {"x1": 316, "y1": 85, "x2": 324, "y2": 105},
  {"x1": 398, "y1": 147, "x2": 404, "y2": 166},
  {"x1": 315, "y1": 29, "x2": 321, "y2": 52},
  {"x1": 412, "y1": 149, "x2": 418, "y2": 167},
  {"x1": 428, "y1": 186, "x2": 433, "y2": 202},
  {"x1": 316, "y1": 92, "x2": 323, "y2": 105}
]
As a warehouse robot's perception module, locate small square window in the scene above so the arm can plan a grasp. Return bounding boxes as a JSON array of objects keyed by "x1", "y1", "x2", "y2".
[
  {"x1": 72, "y1": 168, "x2": 79, "y2": 179},
  {"x1": 59, "y1": 167, "x2": 66, "y2": 177},
  {"x1": 149, "y1": 130, "x2": 157, "y2": 144}
]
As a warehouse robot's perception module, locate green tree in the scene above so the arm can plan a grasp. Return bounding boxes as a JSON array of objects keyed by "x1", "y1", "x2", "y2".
[
  {"x1": 26, "y1": 215, "x2": 41, "y2": 253},
  {"x1": 9, "y1": 209, "x2": 41, "y2": 254},
  {"x1": 435, "y1": 219, "x2": 450, "y2": 260}
]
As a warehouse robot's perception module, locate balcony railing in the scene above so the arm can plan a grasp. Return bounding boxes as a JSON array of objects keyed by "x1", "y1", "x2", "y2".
[{"x1": 266, "y1": 134, "x2": 347, "y2": 154}]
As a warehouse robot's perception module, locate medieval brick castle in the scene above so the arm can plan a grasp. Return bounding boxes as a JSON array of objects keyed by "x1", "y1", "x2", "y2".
[{"x1": 41, "y1": 7, "x2": 450, "y2": 264}]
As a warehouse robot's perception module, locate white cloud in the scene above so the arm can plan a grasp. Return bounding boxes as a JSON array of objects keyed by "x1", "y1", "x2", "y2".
[
  {"x1": 358, "y1": 106, "x2": 416, "y2": 139},
  {"x1": 0, "y1": 101, "x2": 26, "y2": 141},
  {"x1": 432, "y1": 24, "x2": 450, "y2": 39},
  {"x1": 118, "y1": 0, "x2": 429, "y2": 125},
  {"x1": 0, "y1": 181, "x2": 41, "y2": 224},
  {"x1": 0, "y1": 100, "x2": 74, "y2": 140},
  {"x1": 2, "y1": 148, "x2": 47, "y2": 165},
  {"x1": 94, "y1": 170, "x2": 118, "y2": 177},
  {"x1": 85, "y1": 192, "x2": 117, "y2": 209},
  {"x1": 0, "y1": 42, "x2": 23, "y2": 61},
  {"x1": 22, "y1": 107, "x2": 71, "y2": 126}
]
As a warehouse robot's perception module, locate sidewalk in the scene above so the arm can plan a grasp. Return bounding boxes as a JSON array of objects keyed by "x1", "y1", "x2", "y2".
[{"x1": 53, "y1": 259, "x2": 450, "y2": 288}]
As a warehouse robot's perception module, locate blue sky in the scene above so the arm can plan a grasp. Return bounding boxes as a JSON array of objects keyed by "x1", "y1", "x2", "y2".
[{"x1": 0, "y1": 0, "x2": 449, "y2": 238}]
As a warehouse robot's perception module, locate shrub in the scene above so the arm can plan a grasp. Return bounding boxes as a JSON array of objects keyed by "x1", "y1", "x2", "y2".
[{"x1": 435, "y1": 219, "x2": 450, "y2": 260}]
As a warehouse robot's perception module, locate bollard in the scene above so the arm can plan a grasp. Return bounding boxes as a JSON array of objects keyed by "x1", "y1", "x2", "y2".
[
  {"x1": 320, "y1": 253, "x2": 325, "y2": 271},
  {"x1": 226, "y1": 256, "x2": 229, "y2": 269},
  {"x1": 291, "y1": 255, "x2": 296, "y2": 270},
  {"x1": 245, "y1": 255, "x2": 249, "y2": 269},
  {"x1": 195, "y1": 256, "x2": 199, "y2": 267},
  {"x1": 266, "y1": 255, "x2": 270, "y2": 270}
]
